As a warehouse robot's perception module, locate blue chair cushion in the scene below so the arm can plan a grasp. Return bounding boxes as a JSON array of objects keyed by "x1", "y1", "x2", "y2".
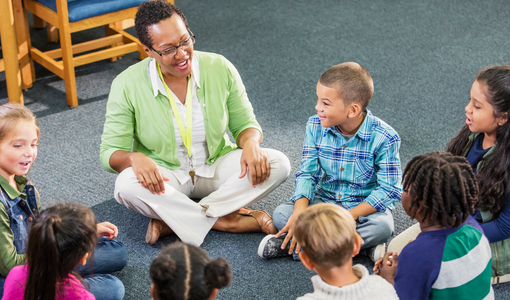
[{"x1": 37, "y1": 0, "x2": 147, "y2": 22}]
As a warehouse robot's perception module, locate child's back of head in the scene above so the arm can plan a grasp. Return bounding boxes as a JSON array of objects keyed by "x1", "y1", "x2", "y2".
[
  {"x1": 402, "y1": 151, "x2": 478, "y2": 227},
  {"x1": 294, "y1": 204, "x2": 399, "y2": 299},
  {"x1": 319, "y1": 62, "x2": 374, "y2": 110},
  {"x1": 25, "y1": 203, "x2": 97, "y2": 300},
  {"x1": 150, "y1": 242, "x2": 231, "y2": 300},
  {"x1": 294, "y1": 203, "x2": 356, "y2": 270}
]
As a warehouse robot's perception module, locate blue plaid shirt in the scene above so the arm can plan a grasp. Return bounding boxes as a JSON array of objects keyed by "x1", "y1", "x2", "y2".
[{"x1": 291, "y1": 110, "x2": 402, "y2": 211}]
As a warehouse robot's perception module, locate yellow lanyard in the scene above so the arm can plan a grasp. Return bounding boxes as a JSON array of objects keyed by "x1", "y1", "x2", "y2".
[{"x1": 156, "y1": 63, "x2": 193, "y2": 157}]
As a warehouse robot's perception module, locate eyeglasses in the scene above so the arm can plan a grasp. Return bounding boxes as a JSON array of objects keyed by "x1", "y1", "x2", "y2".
[{"x1": 151, "y1": 31, "x2": 195, "y2": 58}]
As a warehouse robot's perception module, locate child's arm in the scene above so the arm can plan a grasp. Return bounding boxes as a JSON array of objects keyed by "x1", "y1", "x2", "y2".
[
  {"x1": 349, "y1": 203, "x2": 377, "y2": 220},
  {"x1": 280, "y1": 118, "x2": 323, "y2": 254},
  {"x1": 290, "y1": 117, "x2": 324, "y2": 205},
  {"x1": 276, "y1": 197, "x2": 309, "y2": 255},
  {"x1": 361, "y1": 134, "x2": 402, "y2": 215},
  {"x1": 0, "y1": 208, "x2": 26, "y2": 277}
]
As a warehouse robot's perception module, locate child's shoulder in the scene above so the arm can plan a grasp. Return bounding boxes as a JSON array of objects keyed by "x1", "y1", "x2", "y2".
[{"x1": 366, "y1": 110, "x2": 400, "y2": 140}]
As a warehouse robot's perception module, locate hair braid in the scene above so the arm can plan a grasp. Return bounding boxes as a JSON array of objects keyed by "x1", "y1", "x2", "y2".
[{"x1": 403, "y1": 152, "x2": 478, "y2": 228}]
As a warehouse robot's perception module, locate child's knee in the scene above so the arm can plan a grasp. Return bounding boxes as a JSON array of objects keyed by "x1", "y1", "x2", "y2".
[{"x1": 272, "y1": 203, "x2": 294, "y2": 231}]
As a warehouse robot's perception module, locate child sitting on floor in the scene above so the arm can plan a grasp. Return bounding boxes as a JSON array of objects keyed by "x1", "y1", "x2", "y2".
[
  {"x1": 3, "y1": 203, "x2": 98, "y2": 300},
  {"x1": 294, "y1": 203, "x2": 398, "y2": 299},
  {"x1": 376, "y1": 152, "x2": 493, "y2": 300},
  {"x1": 388, "y1": 65, "x2": 510, "y2": 284},
  {"x1": 258, "y1": 62, "x2": 402, "y2": 262},
  {"x1": 0, "y1": 103, "x2": 127, "y2": 299},
  {"x1": 150, "y1": 242, "x2": 232, "y2": 300}
]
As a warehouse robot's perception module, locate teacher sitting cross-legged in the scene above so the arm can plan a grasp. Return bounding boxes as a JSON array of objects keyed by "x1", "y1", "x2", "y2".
[{"x1": 100, "y1": 0, "x2": 290, "y2": 246}]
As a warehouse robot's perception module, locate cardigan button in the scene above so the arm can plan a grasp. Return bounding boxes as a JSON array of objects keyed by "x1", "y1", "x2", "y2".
[{"x1": 341, "y1": 168, "x2": 344, "y2": 171}]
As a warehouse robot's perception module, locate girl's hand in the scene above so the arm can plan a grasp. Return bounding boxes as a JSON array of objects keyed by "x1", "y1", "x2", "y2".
[
  {"x1": 97, "y1": 222, "x2": 118, "y2": 239},
  {"x1": 131, "y1": 153, "x2": 170, "y2": 195},
  {"x1": 379, "y1": 252, "x2": 398, "y2": 285}
]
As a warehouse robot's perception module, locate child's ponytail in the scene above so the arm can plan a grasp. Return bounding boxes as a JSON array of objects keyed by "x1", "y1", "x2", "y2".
[
  {"x1": 24, "y1": 214, "x2": 62, "y2": 300},
  {"x1": 204, "y1": 258, "x2": 232, "y2": 290},
  {"x1": 23, "y1": 204, "x2": 97, "y2": 300}
]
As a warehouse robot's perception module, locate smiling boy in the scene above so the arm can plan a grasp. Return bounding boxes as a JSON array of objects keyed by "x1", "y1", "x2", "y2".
[{"x1": 258, "y1": 62, "x2": 402, "y2": 261}]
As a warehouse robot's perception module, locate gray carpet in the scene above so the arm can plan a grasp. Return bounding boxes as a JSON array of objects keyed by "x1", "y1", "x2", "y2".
[{"x1": 1, "y1": 0, "x2": 510, "y2": 299}]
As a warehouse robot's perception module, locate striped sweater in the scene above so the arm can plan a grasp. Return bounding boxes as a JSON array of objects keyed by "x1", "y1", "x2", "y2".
[{"x1": 394, "y1": 216, "x2": 493, "y2": 300}]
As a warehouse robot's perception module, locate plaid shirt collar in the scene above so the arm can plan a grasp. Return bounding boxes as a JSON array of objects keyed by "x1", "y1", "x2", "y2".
[{"x1": 323, "y1": 109, "x2": 373, "y2": 142}]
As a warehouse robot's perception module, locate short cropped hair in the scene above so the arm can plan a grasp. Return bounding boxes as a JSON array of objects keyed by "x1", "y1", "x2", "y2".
[
  {"x1": 135, "y1": 0, "x2": 188, "y2": 48},
  {"x1": 319, "y1": 62, "x2": 374, "y2": 110},
  {"x1": 294, "y1": 203, "x2": 356, "y2": 270}
]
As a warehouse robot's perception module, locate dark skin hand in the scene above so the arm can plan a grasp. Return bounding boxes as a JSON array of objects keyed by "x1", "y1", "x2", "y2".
[
  {"x1": 373, "y1": 251, "x2": 398, "y2": 285},
  {"x1": 108, "y1": 129, "x2": 269, "y2": 194}
]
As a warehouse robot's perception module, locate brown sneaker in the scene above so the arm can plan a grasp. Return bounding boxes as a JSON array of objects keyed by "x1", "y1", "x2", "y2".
[{"x1": 239, "y1": 207, "x2": 278, "y2": 235}]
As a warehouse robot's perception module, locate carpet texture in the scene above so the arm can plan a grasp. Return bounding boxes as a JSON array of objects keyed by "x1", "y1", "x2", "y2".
[{"x1": 1, "y1": 0, "x2": 509, "y2": 299}]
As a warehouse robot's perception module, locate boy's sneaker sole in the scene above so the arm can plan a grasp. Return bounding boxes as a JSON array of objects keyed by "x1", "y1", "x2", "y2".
[{"x1": 258, "y1": 234, "x2": 291, "y2": 259}]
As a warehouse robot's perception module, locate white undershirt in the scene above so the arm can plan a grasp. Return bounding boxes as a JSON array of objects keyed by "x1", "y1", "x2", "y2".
[{"x1": 148, "y1": 58, "x2": 218, "y2": 184}]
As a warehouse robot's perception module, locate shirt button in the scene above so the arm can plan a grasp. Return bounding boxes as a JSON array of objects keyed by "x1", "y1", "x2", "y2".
[
  {"x1": 343, "y1": 145, "x2": 347, "y2": 148},
  {"x1": 211, "y1": 159, "x2": 215, "y2": 162},
  {"x1": 338, "y1": 194, "x2": 342, "y2": 198},
  {"x1": 20, "y1": 215, "x2": 23, "y2": 220},
  {"x1": 341, "y1": 181, "x2": 344, "y2": 184},
  {"x1": 209, "y1": 146, "x2": 213, "y2": 149},
  {"x1": 202, "y1": 103, "x2": 206, "y2": 107},
  {"x1": 28, "y1": 217, "x2": 33, "y2": 222},
  {"x1": 341, "y1": 168, "x2": 344, "y2": 171}
]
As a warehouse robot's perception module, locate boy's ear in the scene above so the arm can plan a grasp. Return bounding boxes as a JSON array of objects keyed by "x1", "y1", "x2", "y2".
[
  {"x1": 352, "y1": 232, "x2": 362, "y2": 257},
  {"x1": 348, "y1": 103, "x2": 362, "y2": 118},
  {"x1": 299, "y1": 251, "x2": 315, "y2": 271},
  {"x1": 151, "y1": 283, "x2": 158, "y2": 300}
]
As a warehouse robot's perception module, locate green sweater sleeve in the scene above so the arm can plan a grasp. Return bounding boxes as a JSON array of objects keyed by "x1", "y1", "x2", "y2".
[
  {"x1": 0, "y1": 204, "x2": 25, "y2": 277},
  {"x1": 100, "y1": 75, "x2": 136, "y2": 174},
  {"x1": 224, "y1": 58, "x2": 262, "y2": 140}
]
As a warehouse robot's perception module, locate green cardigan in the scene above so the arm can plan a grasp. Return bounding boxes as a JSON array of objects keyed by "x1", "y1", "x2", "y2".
[
  {"x1": 462, "y1": 133, "x2": 510, "y2": 279},
  {"x1": 100, "y1": 51, "x2": 262, "y2": 173}
]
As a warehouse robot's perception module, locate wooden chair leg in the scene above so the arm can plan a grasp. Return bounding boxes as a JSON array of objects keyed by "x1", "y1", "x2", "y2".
[
  {"x1": 47, "y1": 25, "x2": 58, "y2": 42},
  {"x1": 105, "y1": 24, "x2": 120, "y2": 62},
  {"x1": 0, "y1": 0, "x2": 24, "y2": 105},
  {"x1": 32, "y1": 15, "x2": 46, "y2": 28},
  {"x1": 59, "y1": 27, "x2": 78, "y2": 107},
  {"x1": 13, "y1": 0, "x2": 34, "y2": 89}
]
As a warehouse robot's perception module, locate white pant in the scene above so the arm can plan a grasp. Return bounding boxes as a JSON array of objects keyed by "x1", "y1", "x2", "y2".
[{"x1": 114, "y1": 148, "x2": 291, "y2": 246}]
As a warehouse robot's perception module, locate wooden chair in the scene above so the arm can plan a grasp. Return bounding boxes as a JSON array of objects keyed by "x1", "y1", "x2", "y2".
[
  {"x1": 23, "y1": 0, "x2": 173, "y2": 107},
  {"x1": 0, "y1": 0, "x2": 34, "y2": 105}
]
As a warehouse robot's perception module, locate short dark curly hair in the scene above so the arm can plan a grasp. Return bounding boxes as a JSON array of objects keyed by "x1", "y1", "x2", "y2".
[{"x1": 135, "y1": 0, "x2": 188, "y2": 48}]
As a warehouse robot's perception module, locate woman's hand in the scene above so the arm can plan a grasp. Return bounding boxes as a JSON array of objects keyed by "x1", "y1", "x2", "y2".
[
  {"x1": 130, "y1": 153, "x2": 170, "y2": 195},
  {"x1": 239, "y1": 140, "x2": 270, "y2": 187},
  {"x1": 97, "y1": 222, "x2": 118, "y2": 239}
]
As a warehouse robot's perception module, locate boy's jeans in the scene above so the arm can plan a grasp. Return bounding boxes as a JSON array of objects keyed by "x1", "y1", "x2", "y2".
[{"x1": 273, "y1": 198, "x2": 394, "y2": 260}]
